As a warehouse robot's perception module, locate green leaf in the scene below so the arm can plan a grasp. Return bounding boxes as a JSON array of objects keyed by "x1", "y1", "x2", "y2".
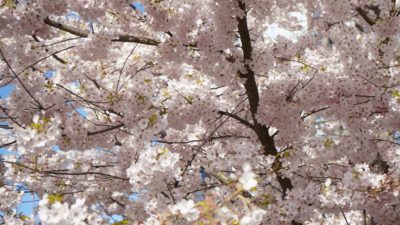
[
  {"x1": 111, "y1": 219, "x2": 129, "y2": 225},
  {"x1": 156, "y1": 147, "x2": 169, "y2": 160},
  {"x1": 185, "y1": 96, "x2": 194, "y2": 104},
  {"x1": 17, "y1": 213, "x2": 30, "y2": 221},
  {"x1": 148, "y1": 114, "x2": 158, "y2": 128},
  {"x1": 299, "y1": 64, "x2": 311, "y2": 73},
  {"x1": 324, "y1": 138, "x2": 333, "y2": 148},
  {"x1": 138, "y1": 95, "x2": 146, "y2": 104},
  {"x1": 392, "y1": 90, "x2": 400, "y2": 101},
  {"x1": 1, "y1": 0, "x2": 17, "y2": 9},
  {"x1": 160, "y1": 105, "x2": 168, "y2": 115},
  {"x1": 29, "y1": 116, "x2": 50, "y2": 133},
  {"x1": 48, "y1": 193, "x2": 63, "y2": 204}
]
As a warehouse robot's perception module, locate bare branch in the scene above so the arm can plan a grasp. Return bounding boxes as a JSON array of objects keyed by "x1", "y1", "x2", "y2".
[
  {"x1": 356, "y1": 74, "x2": 400, "y2": 89},
  {"x1": 0, "y1": 48, "x2": 44, "y2": 109},
  {"x1": 340, "y1": 207, "x2": 351, "y2": 225},
  {"x1": 0, "y1": 140, "x2": 16, "y2": 149},
  {"x1": 116, "y1": 44, "x2": 138, "y2": 92},
  {"x1": 0, "y1": 105, "x2": 23, "y2": 128},
  {"x1": 301, "y1": 106, "x2": 330, "y2": 119},
  {"x1": 2, "y1": 160, "x2": 129, "y2": 181},
  {"x1": 0, "y1": 124, "x2": 12, "y2": 129},
  {"x1": 44, "y1": 17, "x2": 160, "y2": 46},
  {"x1": 355, "y1": 7, "x2": 376, "y2": 26},
  {"x1": 32, "y1": 34, "x2": 67, "y2": 65},
  {"x1": 217, "y1": 110, "x2": 254, "y2": 128},
  {"x1": 371, "y1": 138, "x2": 400, "y2": 146},
  {"x1": 87, "y1": 123, "x2": 125, "y2": 136},
  {"x1": 156, "y1": 134, "x2": 249, "y2": 145},
  {"x1": 18, "y1": 45, "x2": 75, "y2": 76}
]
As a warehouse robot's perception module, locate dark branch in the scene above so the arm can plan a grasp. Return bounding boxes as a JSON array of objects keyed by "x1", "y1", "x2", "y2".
[
  {"x1": 32, "y1": 34, "x2": 67, "y2": 64},
  {"x1": 156, "y1": 134, "x2": 249, "y2": 145},
  {"x1": 236, "y1": 1, "x2": 296, "y2": 210},
  {"x1": 0, "y1": 140, "x2": 16, "y2": 149},
  {"x1": 355, "y1": 7, "x2": 376, "y2": 26},
  {"x1": 87, "y1": 123, "x2": 124, "y2": 136},
  {"x1": 217, "y1": 111, "x2": 254, "y2": 128},
  {"x1": 0, "y1": 48, "x2": 44, "y2": 109},
  {"x1": 2, "y1": 160, "x2": 129, "y2": 181},
  {"x1": 44, "y1": 17, "x2": 160, "y2": 46},
  {"x1": 0, "y1": 124, "x2": 12, "y2": 129},
  {"x1": 0, "y1": 105, "x2": 23, "y2": 128},
  {"x1": 301, "y1": 106, "x2": 329, "y2": 119},
  {"x1": 371, "y1": 138, "x2": 400, "y2": 146}
]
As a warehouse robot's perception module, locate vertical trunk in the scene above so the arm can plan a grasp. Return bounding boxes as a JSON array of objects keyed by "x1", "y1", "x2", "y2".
[{"x1": 235, "y1": 1, "x2": 300, "y2": 224}]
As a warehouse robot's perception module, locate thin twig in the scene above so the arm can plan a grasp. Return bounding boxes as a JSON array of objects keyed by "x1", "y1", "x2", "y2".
[
  {"x1": 116, "y1": 44, "x2": 138, "y2": 92},
  {"x1": 32, "y1": 34, "x2": 67, "y2": 64},
  {"x1": 0, "y1": 105, "x2": 23, "y2": 127},
  {"x1": 301, "y1": 106, "x2": 329, "y2": 119},
  {"x1": 371, "y1": 138, "x2": 400, "y2": 146}
]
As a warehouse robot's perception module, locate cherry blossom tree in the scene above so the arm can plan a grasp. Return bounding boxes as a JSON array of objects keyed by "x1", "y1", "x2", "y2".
[{"x1": 1, "y1": 0, "x2": 400, "y2": 224}]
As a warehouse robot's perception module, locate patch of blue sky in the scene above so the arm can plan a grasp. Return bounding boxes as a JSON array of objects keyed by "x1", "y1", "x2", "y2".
[
  {"x1": 51, "y1": 145, "x2": 61, "y2": 151},
  {"x1": 393, "y1": 131, "x2": 400, "y2": 144},
  {"x1": 76, "y1": 107, "x2": 88, "y2": 118},
  {"x1": 95, "y1": 146, "x2": 115, "y2": 155},
  {"x1": 109, "y1": 214, "x2": 124, "y2": 223},
  {"x1": 66, "y1": 11, "x2": 80, "y2": 20},
  {"x1": 66, "y1": 3, "x2": 144, "y2": 35},
  {"x1": 65, "y1": 107, "x2": 88, "y2": 119},
  {"x1": 194, "y1": 191, "x2": 205, "y2": 202},
  {"x1": 151, "y1": 137, "x2": 164, "y2": 147},
  {"x1": 0, "y1": 148, "x2": 17, "y2": 155},
  {"x1": 129, "y1": 192, "x2": 140, "y2": 201},
  {"x1": 0, "y1": 83, "x2": 15, "y2": 99},
  {"x1": 18, "y1": 192, "x2": 39, "y2": 217},
  {"x1": 64, "y1": 11, "x2": 94, "y2": 33},
  {"x1": 70, "y1": 80, "x2": 80, "y2": 87},
  {"x1": 131, "y1": 2, "x2": 145, "y2": 13},
  {"x1": 44, "y1": 70, "x2": 56, "y2": 79}
]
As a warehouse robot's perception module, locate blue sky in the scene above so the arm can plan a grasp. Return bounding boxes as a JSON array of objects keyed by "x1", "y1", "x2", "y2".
[
  {"x1": 0, "y1": 83, "x2": 37, "y2": 216},
  {"x1": 6, "y1": 1, "x2": 394, "y2": 223},
  {"x1": 131, "y1": 2, "x2": 145, "y2": 12},
  {"x1": 0, "y1": 84, "x2": 15, "y2": 99},
  {"x1": 0, "y1": 4, "x2": 144, "y2": 221}
]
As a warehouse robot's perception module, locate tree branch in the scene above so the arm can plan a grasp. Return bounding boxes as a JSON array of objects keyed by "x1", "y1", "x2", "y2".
[
  {"x1": 87, "y1": 123, "x2": 124, "y2": 136},
  {"x1": 44, "y1": 17, "x2": 160, "y2": 46},
  {"x1": 217, "y1": 111, "x2": 254, "y2": 128},
  {"x1": 0, "y1": 140, "x2": 16, "y2": 149},
  {"x1": 2, "y1": 160, "x2": 128, "y2": 181},
  {"x1": 0, "y1": 105, "x2": 23, "y2": 128},
  {"x1": 0, "y1": 48, "x2": 44, "y2": 110},
  {"x1": 236, "y1": 1, "x2": 296, "y2": 214},
  {"x1": 32, "y1": 34, "x2": 67, "y2": 64},
  {"x1": 355, "y1": 7, "x2": 376, "y2": 26}
]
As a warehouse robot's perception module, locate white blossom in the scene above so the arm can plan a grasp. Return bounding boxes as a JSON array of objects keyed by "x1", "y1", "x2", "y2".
[
  {"x1": 171, "y1": 199, "x2": 200, "y2": 221},
  {"x1": 239, "y1": 163, "x2": 258, "y2": 191}
]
